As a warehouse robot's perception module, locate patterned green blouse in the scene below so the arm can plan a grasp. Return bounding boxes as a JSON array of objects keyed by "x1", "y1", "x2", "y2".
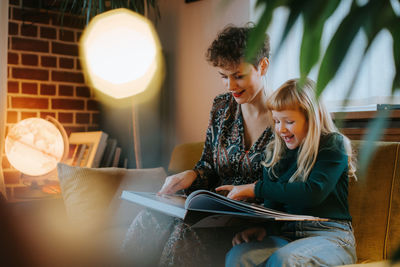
[{"x1": 187, "y1": 93, "x2": 273, "y2": 193}]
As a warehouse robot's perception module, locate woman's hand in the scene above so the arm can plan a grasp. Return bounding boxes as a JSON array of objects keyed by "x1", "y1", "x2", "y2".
[
  {"x1": 215, "y1": 183, "x2": 256, "y2": 200},
  {"x1": 232, "y1": 227, "x2": 266, "y2": 246},
  {"x1": 158, "y1": 170, "x2": 197, "y2": 195}
]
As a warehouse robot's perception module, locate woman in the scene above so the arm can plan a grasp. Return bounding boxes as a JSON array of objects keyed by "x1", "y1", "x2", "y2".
[{"x1": 121, "y1": 24, "x2": 274, "y2": 267}]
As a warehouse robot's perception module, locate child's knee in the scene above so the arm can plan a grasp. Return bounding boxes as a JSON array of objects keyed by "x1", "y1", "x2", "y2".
[
  {"x1": 266, "y1": 249, "x2": 298, "y2": 267},
  {"x1": 225, "y1": 244, "x2": 257, "y2": 267},
  {"x1": 226, "y1": 245, "x2": 244, "y2": 267}
]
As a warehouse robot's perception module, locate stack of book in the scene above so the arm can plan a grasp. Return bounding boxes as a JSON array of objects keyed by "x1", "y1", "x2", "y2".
[
  {"x1": 99, "y1": 138, "x2": 122, "y2": 168},
  {"x1": 66, "y1": 131, "x2": 125, "y2": 168}
]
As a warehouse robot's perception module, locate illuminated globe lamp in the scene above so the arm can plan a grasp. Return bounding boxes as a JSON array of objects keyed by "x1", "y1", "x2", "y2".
[
  {"x1": 5, "y1": 116, "x2": 69, "y2": 198},
  {"x1": 79, "y1": 8, "x2": 164, "y2": 168}
]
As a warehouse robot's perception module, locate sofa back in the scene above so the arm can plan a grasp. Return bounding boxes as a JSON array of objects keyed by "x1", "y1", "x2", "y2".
[
  {"x1": 168, "y1": 142, "x2": 205, "y2": 174},
  {"x1": 349, "y1": 141, "x2": 400, "y2": 262},
  {"x1": 168, "y1": 140, "x2": 400, "y2": 263}
]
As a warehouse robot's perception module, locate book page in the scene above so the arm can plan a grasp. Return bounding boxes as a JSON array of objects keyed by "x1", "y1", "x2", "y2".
[
  {"x1": 136, "y1": 192, "x2": 187, "y2": 208},
  {"x1": 121, "y1": 190, "x2": 328, "y2": 227},
  {"x1": 186, "y1": 190, "x2": 327, "y2": 221},
  {"x1": 121, "y1": 191, "x2": 187, "y2": 219}
]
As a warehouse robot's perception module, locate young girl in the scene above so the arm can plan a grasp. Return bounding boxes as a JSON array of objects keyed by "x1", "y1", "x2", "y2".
[{"x1": 216, "y1": 78, "x2": 357, "y2": 266}]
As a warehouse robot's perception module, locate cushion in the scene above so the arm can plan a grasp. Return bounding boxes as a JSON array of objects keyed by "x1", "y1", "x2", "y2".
[{"x1": 57, "y1": 163, "x2": 166, "y2": 234}]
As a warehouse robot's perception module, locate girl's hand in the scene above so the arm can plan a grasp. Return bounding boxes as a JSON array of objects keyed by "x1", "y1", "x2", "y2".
[
  {"x1": 158, "y1": 170, "x2": 197, "y2": 195},
  {"x1": 232, "y1": 227, "x2": 266, "y2": 246},
  {"x1": 215, "y1": 183, "x2": 256, "y2": 200}
]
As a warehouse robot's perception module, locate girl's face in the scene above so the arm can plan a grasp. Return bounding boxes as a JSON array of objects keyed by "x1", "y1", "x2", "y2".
[
  {"x1": 272, "y1": 109, "x2": 308, "y2": 150},
  {"x1": 218, "y1": 61, "x2": 266, "y2": 105}
]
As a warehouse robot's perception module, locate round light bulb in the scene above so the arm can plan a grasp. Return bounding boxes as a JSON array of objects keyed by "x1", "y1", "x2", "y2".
[
  {"x1": 5, "y1": 118, "x2": 64, "y2": 176},
  {"x1": 80, "y1": 8, "x2": 163, "y2": 99}
]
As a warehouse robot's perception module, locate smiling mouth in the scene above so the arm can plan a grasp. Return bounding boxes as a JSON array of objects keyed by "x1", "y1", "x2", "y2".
[
  {"x1": 282, "y1": 135, "x2": 294, "y2": 143},
  {"x1": 232, "y1": 90, "x2": 245, "y2": 98}
]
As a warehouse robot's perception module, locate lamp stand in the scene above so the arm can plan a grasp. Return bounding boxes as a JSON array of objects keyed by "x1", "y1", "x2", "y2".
[{"x1": 132, "y1": 103, "x2": 142, "y2": 168}]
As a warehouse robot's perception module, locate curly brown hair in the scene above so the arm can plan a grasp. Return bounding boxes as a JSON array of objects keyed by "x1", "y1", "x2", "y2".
[{"x1": 206, "y1": 23, "x2": 270, "y2": 69}]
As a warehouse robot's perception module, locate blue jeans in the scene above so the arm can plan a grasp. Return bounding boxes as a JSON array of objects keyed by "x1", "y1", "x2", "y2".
[{"x1": 225, "y1": 220, "x2": 357, "y2": 267}]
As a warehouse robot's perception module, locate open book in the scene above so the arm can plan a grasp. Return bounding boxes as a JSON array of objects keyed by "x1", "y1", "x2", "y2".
[{"x1": 121, "y1": 190, "x2": 327, "y2": 228}]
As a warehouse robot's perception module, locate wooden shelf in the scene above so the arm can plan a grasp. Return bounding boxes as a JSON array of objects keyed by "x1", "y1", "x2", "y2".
[
  {"x1": 333, "y1": 111, "x2": 400, "y2": 141},
  {"x1": 340, "y1": 128, "x2": 400, "y2": 142},
  {"x1": 332, "y1": 110, "x2": 400, "y2": 120}
]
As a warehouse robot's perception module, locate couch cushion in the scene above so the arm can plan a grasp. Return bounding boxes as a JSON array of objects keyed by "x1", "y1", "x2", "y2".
[
  {"x1": 57, "y1": 163, "x2": 166, "y2": 234},
  {"x1": 349, "y1": 141, "x2": 400, "y2": 262},
  {"x1": 57, "y1": 163, "x2": 123, "y2": 233}
]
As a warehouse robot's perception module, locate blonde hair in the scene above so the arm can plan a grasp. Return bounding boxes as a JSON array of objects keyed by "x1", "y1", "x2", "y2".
[{"x1": 263, "y1": 78, "x2": 357, "y2": 182}]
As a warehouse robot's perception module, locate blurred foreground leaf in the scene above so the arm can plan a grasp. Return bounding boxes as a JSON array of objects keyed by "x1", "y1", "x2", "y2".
[
  {"x1": 50, "y1": 0, "x2": 160, "y2": 25},
  {"x1": 246, "y1": 0, "x2": 399, "y2": 100},
  {"x1": 357, "y1": 110, "x2": 390, "y2": 176},
  {"x1": 300, "y1": 0, "x2": 340, "y2": 78},
  {"x1": 389, "y1": 22, "x2": 400, "y2": 93},
  {"x1": 316, "y1": 2, "x2": 370, "y2": 97}
]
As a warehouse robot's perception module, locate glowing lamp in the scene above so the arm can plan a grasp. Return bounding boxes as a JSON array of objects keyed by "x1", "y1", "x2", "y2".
[
  {"x1": 79, "y1": 8, "x2": 164, "y2": 168},
  {"x1": 79, "y1": 8, "x2": 163, "y2": 99},
  {"x1": 5, "y1": 117, "x2": 68, "y2": 176}
]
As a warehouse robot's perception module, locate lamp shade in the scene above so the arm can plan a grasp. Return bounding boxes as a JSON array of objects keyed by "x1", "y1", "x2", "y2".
[
  {"x1": 5, "y1": 118, "x2": 65, "y2": 176},
  {"x1": 79, "y1": 8, "x2": 163, "y2": 99}
]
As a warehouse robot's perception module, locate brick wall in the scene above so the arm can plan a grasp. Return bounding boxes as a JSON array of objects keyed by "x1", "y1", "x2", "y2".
[{"x1": 3, "y1": 0, "x2": 101, "y2": 196}]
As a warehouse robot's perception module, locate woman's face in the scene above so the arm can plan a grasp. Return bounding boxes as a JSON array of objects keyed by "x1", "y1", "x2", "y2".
[
  {"x1": 218, "y1": 61, "x2": 266, "y2": 105},
  {"x1": 272, "y1": 109, "x2": 308, "y2": 150}
]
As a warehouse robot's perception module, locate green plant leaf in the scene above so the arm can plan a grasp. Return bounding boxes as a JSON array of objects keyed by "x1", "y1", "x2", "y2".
[
  {"x1": 370, "y1": 2, "x2": 400, "y2": 94},
  {"x1": 300, "y1": 0, "x2": 340, "y2": 77},
  {"x1": 82, "y1": 0, "x2": 88, "y2": 14},
  {"x1": 86, "y1": 0, "x2": 92, "y2": 24},
  {"x1": 256, "y1": 0, "x2": 272, "y2": 8},
  {"x1": 388, "y1": 20, "x2": 400, "y2": 93},
  {"x1": 274, "y1": 1, "x2": 303, "y2": 57},
  {"x1": 99, "y1": 0, "x2": 104, "y2": 13},
  {"x1": 300, "y1": 20, "x2": 321, "y2": 78},
  {"x1": 363, "y1": 1, "x2": 395, "y2": 39},
  {"x1": 59, "y1": 0, "x2": 72, "y2": 28},
  {"x1": 316, "y1": 3, "x2": 371, "y2": 97},
  {"x1": 70, "y1": 0, "x2": 78, "y2": 12},
  {"x1": 245, "y1": 0, "x2": 278, "y2": 63},
  {"x1": 53, "y1": 0, "x2": 161, "y2": 26},
  {"x1": 337, "y1": 38, "x2": 373, "y2": 115}
]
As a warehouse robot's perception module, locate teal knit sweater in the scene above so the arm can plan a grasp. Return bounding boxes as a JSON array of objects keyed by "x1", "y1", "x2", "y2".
[{"x1": 254, "y1": 133, "x2": 352, "y2": 221}]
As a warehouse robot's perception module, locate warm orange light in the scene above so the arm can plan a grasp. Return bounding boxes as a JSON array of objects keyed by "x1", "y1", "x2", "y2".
[
  {"x1": 79, "y1": 8, "x2": 163, "y2": 99},
  {"x1": 5, "y1": 118, "x2": 64, "y2": 176}
]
